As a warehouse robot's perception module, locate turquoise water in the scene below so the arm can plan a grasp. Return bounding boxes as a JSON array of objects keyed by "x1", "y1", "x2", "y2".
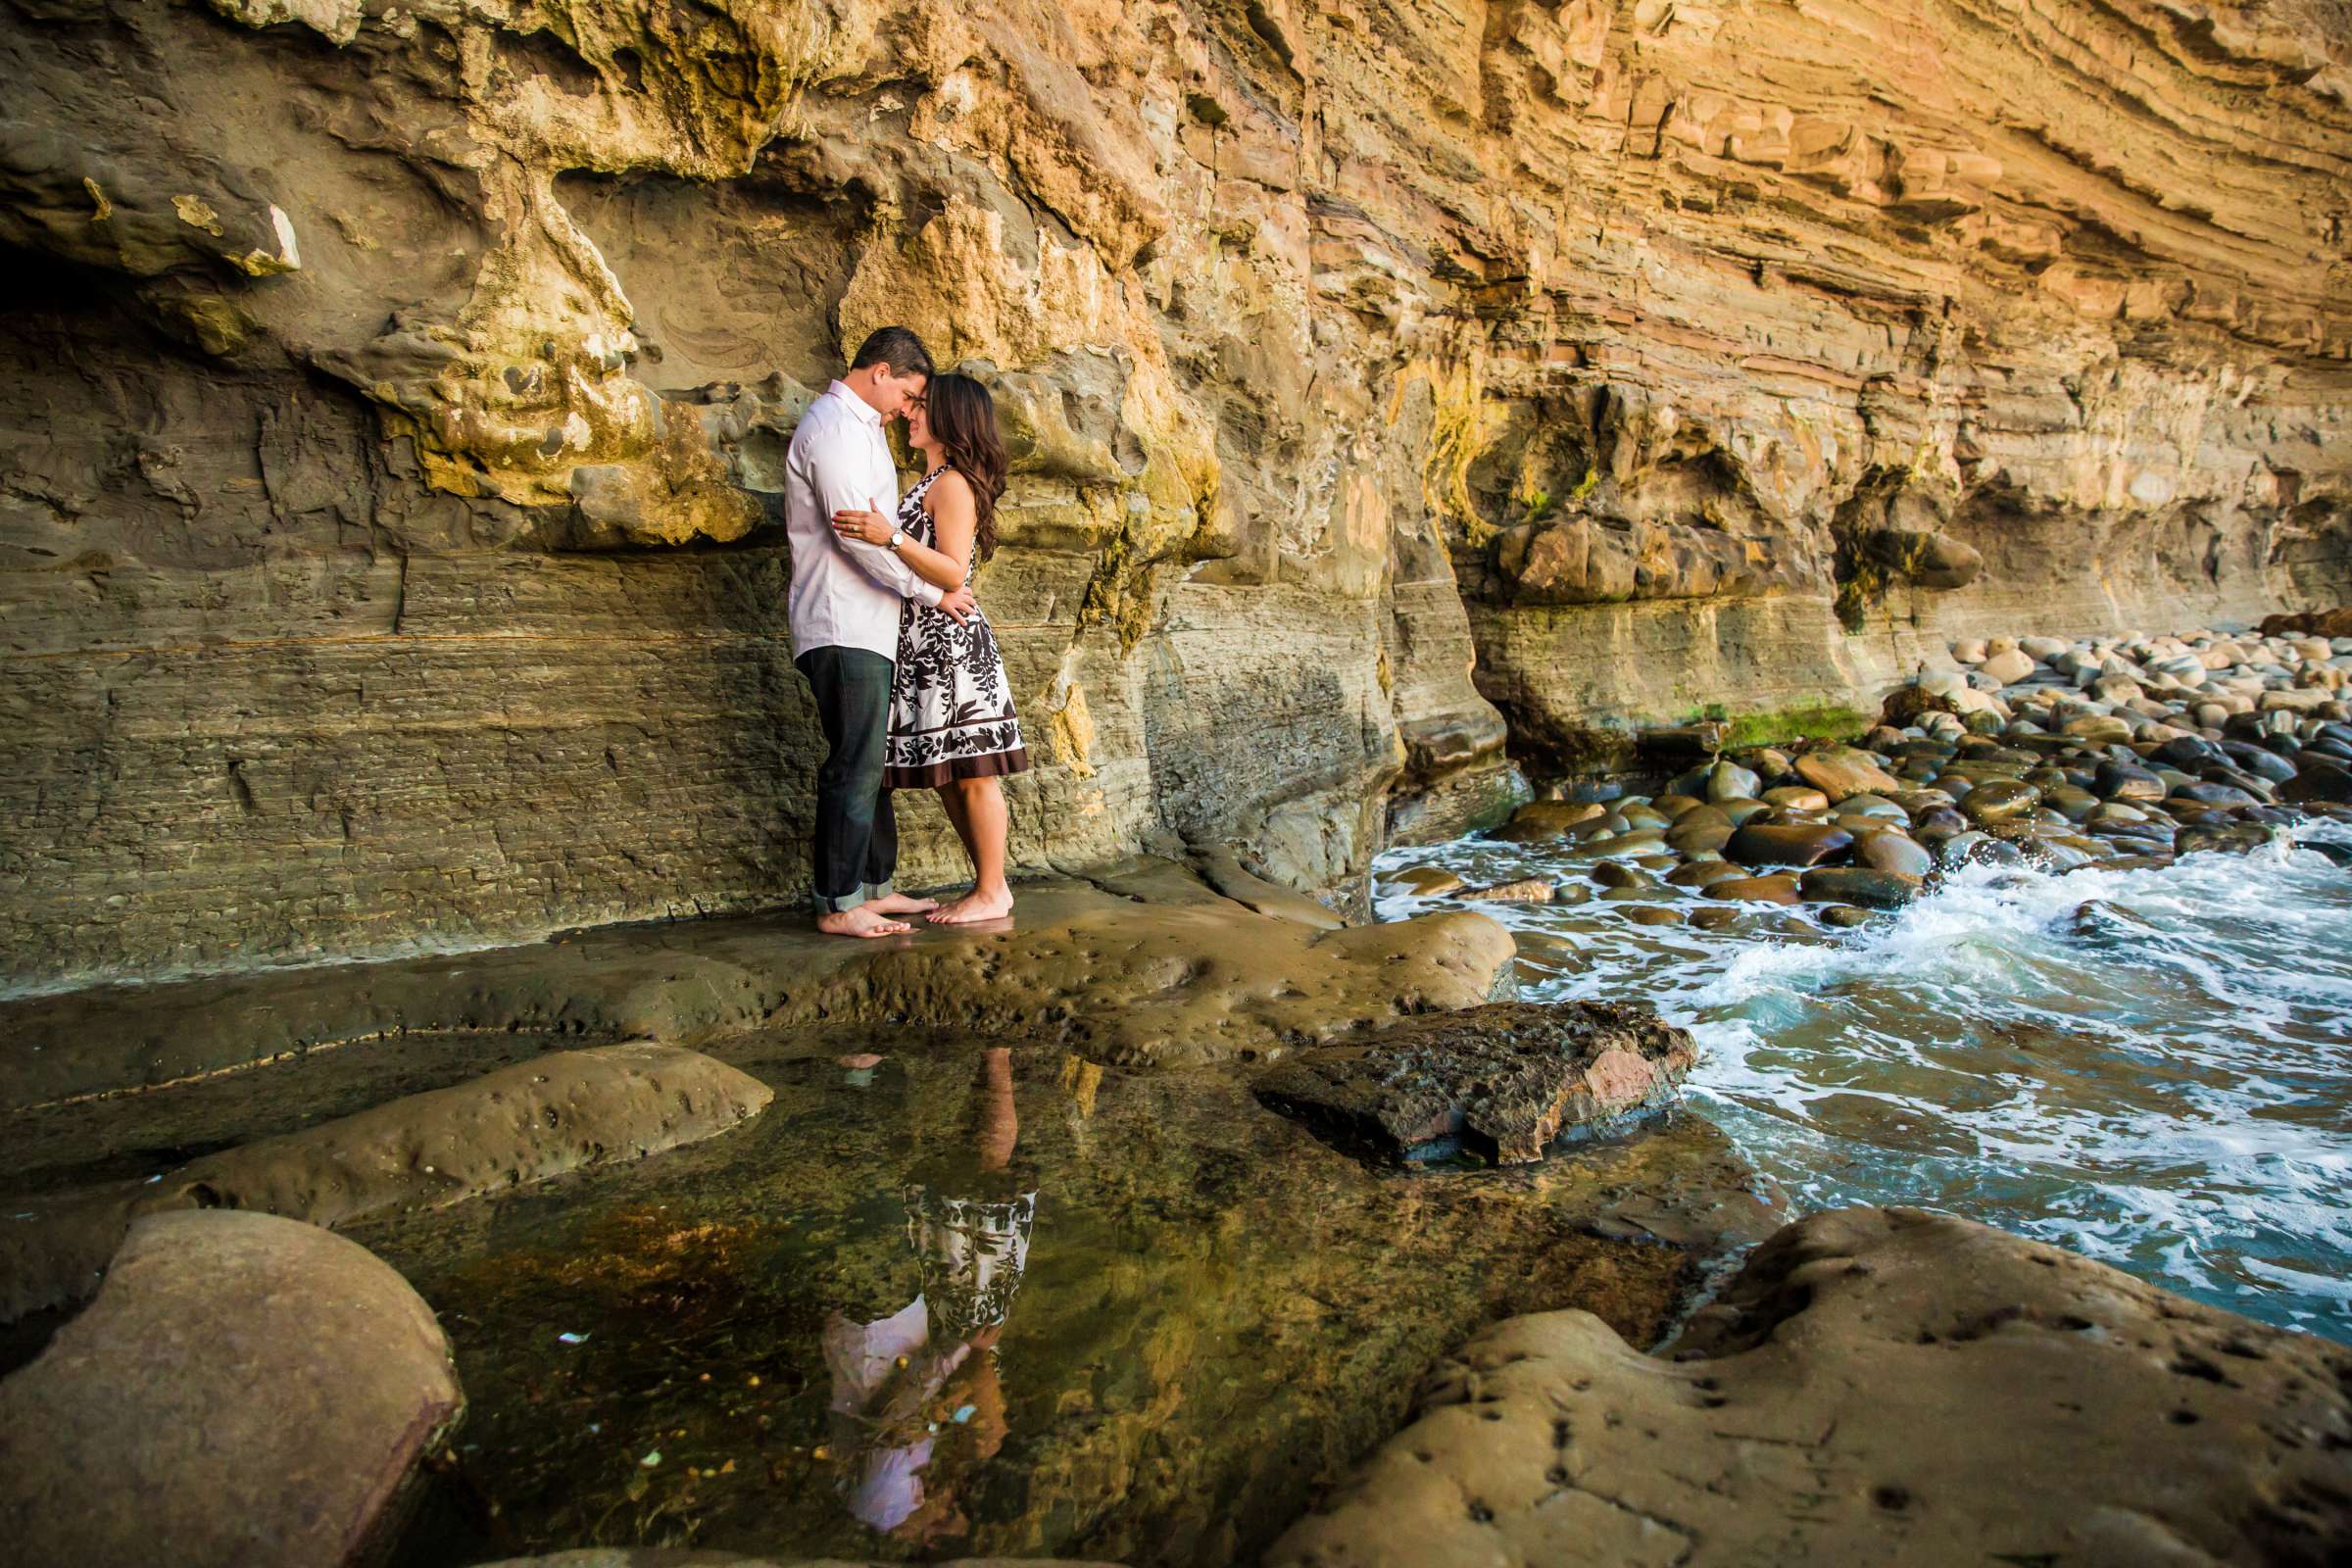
[{"x1": 1375, "y1": 821, "x2": 2352, "y2": 1340}]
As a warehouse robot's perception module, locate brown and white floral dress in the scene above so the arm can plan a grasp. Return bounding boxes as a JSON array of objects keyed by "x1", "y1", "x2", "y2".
[{"x1": 883, "y1": 467, "x2": 1031, "y2": 789}]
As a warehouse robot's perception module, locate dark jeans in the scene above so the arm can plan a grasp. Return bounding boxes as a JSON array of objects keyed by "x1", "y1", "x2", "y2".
[{"x1": 797, "y1": 646, "x2": 898, "y2": 913}]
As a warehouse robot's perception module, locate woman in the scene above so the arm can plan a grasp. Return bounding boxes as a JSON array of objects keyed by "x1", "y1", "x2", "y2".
[{"x1": 832, "y1": 372, "x2": 1029, "y2": 924}]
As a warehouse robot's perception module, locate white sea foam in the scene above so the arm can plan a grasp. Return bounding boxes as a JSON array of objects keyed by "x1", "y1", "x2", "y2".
[{"x1": 1375, "y1": 819, "x2": 2352, "y2": 1338}]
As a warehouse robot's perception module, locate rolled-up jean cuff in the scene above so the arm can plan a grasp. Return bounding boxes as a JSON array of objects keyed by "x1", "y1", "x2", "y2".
[
  {"x1": 812, "y1": 886, "x2": 869, "y2": 915},
  {"x1": 864, "y1": 880, "x2": 896, "y2": 903}
]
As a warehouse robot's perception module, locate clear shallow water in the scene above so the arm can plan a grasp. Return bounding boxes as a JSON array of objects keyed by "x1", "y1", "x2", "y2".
[
  {"x1": 1375, "y1": 820, "x2": 2352, "y2": 1340},
  {"x1": 360, "y1": 1032, "x2": 1715, "y2": 1565}
]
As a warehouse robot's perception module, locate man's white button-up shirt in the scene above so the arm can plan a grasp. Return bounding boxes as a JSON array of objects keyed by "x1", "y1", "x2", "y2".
[{"x1": 783, "y1": 380, "x2": 944, "y2": 660}]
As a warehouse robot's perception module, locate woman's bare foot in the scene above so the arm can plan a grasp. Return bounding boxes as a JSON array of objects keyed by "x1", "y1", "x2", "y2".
[
  {"x1": 816, "y1": 906, "x2": 912, "y2": 939},
  {"x1": 865, "y1": 891, "x2": 940, "y2": 916},
  {"x1": 927, "y1": 886, "x2": 1014, "y2": 924}
]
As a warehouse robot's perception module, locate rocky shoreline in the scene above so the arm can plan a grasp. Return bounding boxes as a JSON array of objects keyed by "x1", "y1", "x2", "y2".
[{"x1": 1418, "y1": 618, "x2": 2352, "y2": 929}]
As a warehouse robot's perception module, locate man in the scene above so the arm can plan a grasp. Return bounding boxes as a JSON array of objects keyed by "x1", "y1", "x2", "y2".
[{"x1": 785, "y1": 326, "x2": 978, "y2": 938}]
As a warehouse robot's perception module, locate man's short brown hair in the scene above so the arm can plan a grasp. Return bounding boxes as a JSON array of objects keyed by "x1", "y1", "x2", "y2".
[{"x1": 850, "y1": 326, "x2": 934, "y2": 380}]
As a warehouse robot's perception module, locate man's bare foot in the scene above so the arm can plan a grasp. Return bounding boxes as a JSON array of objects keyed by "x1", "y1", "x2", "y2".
[
  {"x1": 927, "y1": 887, "x2": 1015, "y2": 925},
  {"x1": 866, "y1": 891, "x2": 939, "y2": 915},
  {"x1": 816, "y1": 906, "x2": 912, "y2": 939}
]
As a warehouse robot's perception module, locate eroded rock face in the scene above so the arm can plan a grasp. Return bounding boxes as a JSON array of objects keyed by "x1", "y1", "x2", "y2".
[
  {"x1": 1265, "y1": 1205, "x2": 2352, "y2": 1568},
  {"x1": 0, "y1": 1210, "x2": 464, "y2": 1568},
  {"x1": 1253, "y1": 1001, "x2": 1697, "y2": 1164},
  {"x1": 2, "y1": 1, "x2": 2349, "y2": 983}
]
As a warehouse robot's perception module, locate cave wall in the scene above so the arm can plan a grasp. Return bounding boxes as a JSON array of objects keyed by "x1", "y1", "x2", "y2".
[{"x1": 3, "y1": 0, "x2": 2350, "y2": 986}]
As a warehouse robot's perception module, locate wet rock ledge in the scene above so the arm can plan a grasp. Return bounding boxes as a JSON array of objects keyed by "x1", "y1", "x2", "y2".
[
  {"x1": 1268, "y1": 1206, "x2": 2352, "y2": 1567},
  {"x1": 0, "y1": 858, "x2": 1514, "y2": 1109}
]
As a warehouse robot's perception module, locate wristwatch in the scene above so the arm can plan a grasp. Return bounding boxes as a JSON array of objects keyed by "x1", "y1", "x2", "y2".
[{"x1": 886, "y1": 526, "x2": 906, "y2": 552}]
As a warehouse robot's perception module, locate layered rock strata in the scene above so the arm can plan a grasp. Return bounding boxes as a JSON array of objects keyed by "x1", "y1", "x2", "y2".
[
  {"x1": 3, "y1": 0, "x2": 2350, "y2": 984},
  {"x1": 1265, "y1": 1205, "x2": 2352, "y2": 1567}
]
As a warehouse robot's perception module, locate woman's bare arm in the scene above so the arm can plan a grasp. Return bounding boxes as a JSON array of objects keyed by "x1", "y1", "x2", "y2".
[{"x1": 830, "y1": 470, "x2": 976, "y2": 592}]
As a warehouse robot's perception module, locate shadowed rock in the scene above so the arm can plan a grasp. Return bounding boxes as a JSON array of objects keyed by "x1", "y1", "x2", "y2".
[
  {"x1": 2281, "y1": 761, "x2": 2352, "y2": 804},
  {"x1": 3, "y1": 1043, "x2": 772, "y2": 1321},
  {"x1": 0, "y1": 1210, "x2": 464, "y2": 1568},
  {"x1": 1252, "y1": 1002, "x2": 1696, "y2": 1166},
  {"x1": 1725, "y1": 821, "x2": 1853, "y2": 867},
  {"x1": 1265, "y1": 1206, "x2": 2352, "y2": 1568}
]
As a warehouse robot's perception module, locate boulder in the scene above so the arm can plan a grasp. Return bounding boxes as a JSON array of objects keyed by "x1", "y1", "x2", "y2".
[
  {"x1": 2094, "y1": 760, "x2": 2168, "y2": 801},
  {"x1": 1724, "y1": 822, "x2": 1855, "y2": 868},
  {"x1": 1702, "y1": 760, "x2": 1761, "y2": 802},
  {"x1": 2259, "y1": 607, "x2": 2352, "y2": 640},
  {"x1": 1461, "y1": 877, "x2": 1556, "y2": 904},
  {"x1": 1851, "y1": 831, "x2": 1934, "y2": 877},
  {"x1": 1960, "y1": 779, "x2": 2042, "y2": 824},
  {"x1": 1792, "y1": 748, "x2": 1903, "y2": 804},
  {"x1": 2281, "y1": 761, "x2": 2352, "y2": 805},
  {"x1": 0, "y1": 1211, "x2": 464, "y2": 1568},
  {"x1": 1978, "y1": 647, "x2": 2036, "y2": 686},
  {"x1": 1251, "y1": 1002, "x2": 1697, "y2": 1165},
  {"x1": 1264, "y1": 1206, "x2": 2352, "y2": 1568},
  {"x1": 1488, "y1": 800, "x2": 1606, "y2": 843},
  {"x1": 1704, "y1": 875, "x2": 1804, "y2": 904},
  {"x1": 1798, "y1": 867, "x2": 1923, "y2": 909}
]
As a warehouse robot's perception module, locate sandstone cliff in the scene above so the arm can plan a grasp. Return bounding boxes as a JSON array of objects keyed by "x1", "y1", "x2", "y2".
[{"x1": 3, "y1": 0, "x2": 2349, "y2": 984}]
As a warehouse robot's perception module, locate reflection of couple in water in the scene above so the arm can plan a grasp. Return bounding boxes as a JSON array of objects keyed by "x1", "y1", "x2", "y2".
[{"x1": 821, "y1": 1046, "x2": 1037, "y2": 1541}]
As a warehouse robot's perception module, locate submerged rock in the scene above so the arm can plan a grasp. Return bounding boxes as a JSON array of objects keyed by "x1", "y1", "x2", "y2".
[
  {"x1": 1389, "y1": 865, "x2": 1466, "y2": 897},
  {"x1": 2072, "y1": 900, "x2": 2161, "y2": 940},
  {"x1": 1798, "y1": 867, "x2": 1922, "y2": 909},
  {"x1": 2281, "y1": 760, "x2": 2352, "y2": 804},
  {"x1": 1252, "y1": 1002, "x2": 1696, "y2": 1166},
  {"x1": 1265, "y1": 1206, "x2": 2352, "y2": 1568},
  {"x1": 0, "y1": 1210, "x2": 463, "y2": 1568},
  {"x1": 4, "y1": 1044, "x2": 774, "y2": 1322},
  {"x1": 1488, "y1": 801, "x2": 1606, "y2": 843},
  {"x1": 1703, "y1": 874, "x2": 1803, "y2": 904}
]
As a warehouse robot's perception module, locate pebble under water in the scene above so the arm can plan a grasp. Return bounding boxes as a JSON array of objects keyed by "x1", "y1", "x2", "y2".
[{"x1": 1377, "y1": 817, "x2": 2352, "y2": 1341}]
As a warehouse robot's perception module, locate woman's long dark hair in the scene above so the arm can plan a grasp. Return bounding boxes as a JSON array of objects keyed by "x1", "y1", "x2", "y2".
[{"x1": 925, "y1": 372, "x2": 1007, "y2": 562}]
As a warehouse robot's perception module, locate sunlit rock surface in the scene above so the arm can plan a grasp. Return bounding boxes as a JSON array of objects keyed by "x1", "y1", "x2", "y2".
[
  {"x1": 1267, "y1": 1205, "x2": 2352, "y2": 1567},
  {"x1": 3, "y1": 0, "x2": 2349, "y2": 983}
]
